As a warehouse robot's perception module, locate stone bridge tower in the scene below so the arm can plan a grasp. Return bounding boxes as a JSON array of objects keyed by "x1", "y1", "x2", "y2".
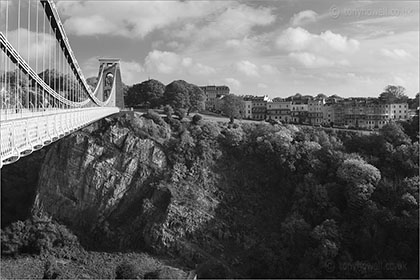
[{"x1": 97, "y1": 58, "x2": 125, "y2": 108}]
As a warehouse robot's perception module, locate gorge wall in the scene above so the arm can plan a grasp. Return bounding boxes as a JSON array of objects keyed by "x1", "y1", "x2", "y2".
[{"x1": 2, "y1": 111, "x2": 418, "y2": 278}]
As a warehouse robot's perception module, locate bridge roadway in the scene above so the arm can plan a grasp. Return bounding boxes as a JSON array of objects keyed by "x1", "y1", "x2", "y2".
[{"x1": 0, "y1": 107, "x2": 119, "y2": 167}]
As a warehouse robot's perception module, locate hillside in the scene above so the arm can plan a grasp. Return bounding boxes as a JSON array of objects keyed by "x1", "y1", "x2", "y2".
[{"x1": 1, "y1": 111, "x2": 418, "y2": 278}]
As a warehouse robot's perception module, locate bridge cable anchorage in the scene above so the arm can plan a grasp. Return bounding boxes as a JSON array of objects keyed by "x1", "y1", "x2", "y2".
[{"x1": 0, "y1": 0, "x2": 123, "y2": 167}]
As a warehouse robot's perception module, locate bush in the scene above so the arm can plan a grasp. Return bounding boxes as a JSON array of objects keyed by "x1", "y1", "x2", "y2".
[
  {"x1": 144, "y1": 266, "x2": 186, "y2": 279},
  {"x1": 43, "y1": 257, "x2": 62, "y2": 279},
  {"x1": 115, "y1": 261, "x2": 139, "y2": 279},
  {"x1": 166, "y1": 118, "x2": 184, "y2": 133},
  {"x1": 175, "y1": 108, "x2": 187, "y2": 120},
  {"x1": 191, "y1": 114, "x2": 203, "y2": 125},
  {"x1": 144, "y1": 110, "x2": 166, "y2": 126},
  {"x1": 1, "y1": 215, "x2": 81, "y2": 257},
  {"x1": 163, "y1": 105, "x2": 174, "y2": 119},
  {"x1": 197, "y1": 260, "x2": 229, "y2": 279}
]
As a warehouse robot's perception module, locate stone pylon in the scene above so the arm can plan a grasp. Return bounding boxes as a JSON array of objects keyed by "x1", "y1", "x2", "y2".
[{"x1": 97, "y1": 58, "x2": 125, "y2": 108}]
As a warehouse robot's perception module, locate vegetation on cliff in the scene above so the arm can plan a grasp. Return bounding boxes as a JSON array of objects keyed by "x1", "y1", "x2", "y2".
[{"x1": 1, "y1": 112, "x2": 418, "y2": 278}]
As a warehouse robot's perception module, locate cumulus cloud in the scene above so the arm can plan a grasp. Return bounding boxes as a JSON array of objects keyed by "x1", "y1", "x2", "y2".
[
  {"x1": 276, "y1": 27, "x2": 360, "y2": 54},
  {"x1": 6, "y1": 28, "x2": 55, "y2": 67},
  {"x1": 120, "y1": 61, "x2": 145, "y2": 85},
  {"x1": 145, "y1": 50, "x2": 182, "y2": 74},
  {"x1": 57, "y1": 1, "x2": 231, "y2": 38},
  {"x1": 236, "y1": 60, "x2": 259, "y2": 77},
  {"x1": 380, "y1": 48, "x2": 410, "y2": 59},
  {"x1": 289, "y1": 52, "x2": 334, "y2": 68},
  {"x1": 290, "y1": 10, "x2": 319, "y2": 26},
  {"x1": 81, "y1": 57, "x2": 144, "y2": 85},
  {"x1": 289, "y1": 52, "x2": 349, "y2": 68},
  {"x1": 258, "y1": 83, "x2": 268, "y2": 89},
  {"x1": 57, "y1": 1, "x2": 274, "y2": 42},
  {"x1": 224, "y1": 78, "x2": 241, "y2": 90},
  {"x1": 173, "y1": 4, "x2": 275, "y2": 44},
  {"x1": 144, "y1": 50, "x2": 215, "y2": 76},
  {"x1": 261, "y1": 64, "x2": 280, "y2": 75}
]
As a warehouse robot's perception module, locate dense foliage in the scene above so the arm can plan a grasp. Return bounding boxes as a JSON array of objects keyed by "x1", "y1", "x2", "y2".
[
  {"x1": 125, "y1": 79, "x2": 165, "y2": 108},
  {"x1": 1, "y1": 110, "x2": 418, "y2": 279},
  {"x1": 220, "y1": 94, "x2": 245, "y2": 123},
  {"x1": 1, "y1": 214, "x2": 83, "y2": 259},
  {"x1": 164, "y1": 80, "x2": 205, "y2": 115},
  {"x1": 156, "y1": 118, "x2": 419, "y2": 278}
]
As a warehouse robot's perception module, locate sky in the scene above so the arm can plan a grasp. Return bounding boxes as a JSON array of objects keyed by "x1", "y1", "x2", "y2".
[{"x1": 2, "y1": 0, "x2": 419, "y2": 98}]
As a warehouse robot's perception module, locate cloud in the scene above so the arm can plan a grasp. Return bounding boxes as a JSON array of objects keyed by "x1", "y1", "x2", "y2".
[
  {"x1": 62, "y1": 15, "x2": 119, "y2": 36},
  {"x1": 120, "y1": 61, "x2": 145, "y2": 85},
  {"x1": 261, "y1": 64, "x2": 280, "y2": 75},
  {"x1": 236, "y1": 60, "x2": 259, "y2": 77},
  {"x1": 290, "y1": 10, "x2": 319, "y2": 26},
  {"x1": 276, "y1": 27, "x2": 360, "y2": 54},
  {"x1": 380, "y1": 48, "x2": 410, "y2": 59},
  {"x1": 224, "y1": 78, "x2": 241, "y2": 91},
  {"x1": 6, "y1": 28, "x2": 55, "y2": 68},
  {"x1": 57, "y1": 1, "x2": 231, "y2": 38},
  {"x1": 258, "y1": 83, "x2": 268, "y2": 89},
  {"x1": 193, "y1": 63, "x2": 216, "y2": 75},
  {"x1": 144, "y1": 50, "x2": 215, "y2": 76},
  {"x1": 81, "y1": 57, "x2": 144, "y2": 85},
  {"x1": 289, "y1": 52, "x2": 335, "y2": 68},
  {"x1": 145, "y1": 50, "x2": 182, "y2": 74},
  {"x1": 289, "y1": 52, "x2": 350, "y2": 68},
  {"x1": 172, "y1": 3, "x2": 275, "y2": 46}
]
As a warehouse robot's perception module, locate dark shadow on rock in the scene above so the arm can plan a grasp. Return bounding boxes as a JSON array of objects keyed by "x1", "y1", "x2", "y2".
[{"x1": 1, "y1": 147, "x2": 49, "y2": 228}]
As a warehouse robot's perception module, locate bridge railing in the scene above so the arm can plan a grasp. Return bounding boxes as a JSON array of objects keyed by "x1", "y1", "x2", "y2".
[{"x1": 1, "y1": 107, "x2": 119, "y2": 167}]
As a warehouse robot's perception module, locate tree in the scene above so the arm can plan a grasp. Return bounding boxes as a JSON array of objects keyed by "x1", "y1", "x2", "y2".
[
  {"x1": 316, "y1": 93, "x2": 327, "y2": 99},
  {"x1": 164, "y1": 80, "x2": 205, "y2": 115},
  {"x1": 86, "y1": 77, "x2": 98, "y2": 90},
  {"x1": 220, "y1": 94, "x2": 245, "y2": 123},
  {"x1": 408, "y1": 93, "x2": 419, "y2": 109},
  {"x1": 379, "y1": 85, "x2": 408, "y2": 104},
  {"x1": 188, "y1": 84, "x2": 205, "y2": 115},
  {"x1": 125, "y1": 79, "x2": 165, "y2": 108},
  {"x1": 164, "y1": 80, "x2": 190, "y2": 111},
  {"x1": 379, "y1": 122, "x2": 411, "y2": 147},
  {"x1": 337, "y1": 158, "x2": 381, "y2": 210},
  {"x1": 272, "y1": 97, "x2": 284, "y2": 102},
  {"x1": 163, "y1": 105, "x2": 174, "y2": 119}
]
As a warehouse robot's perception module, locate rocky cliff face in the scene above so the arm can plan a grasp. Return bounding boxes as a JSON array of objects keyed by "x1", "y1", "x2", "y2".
[
  {"x1": 3, "y1": 112, "x2": 293, "y2": 276},
  {"x1": 33, "y1": 112, "x2": 222, "y2": 263}
]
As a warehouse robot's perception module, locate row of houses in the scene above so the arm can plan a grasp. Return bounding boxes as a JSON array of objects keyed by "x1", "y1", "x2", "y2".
[
  {"x1": 199, "y1": 85, "x2": 416, "y2": 129},
  {"x1": 244, "y1": 96, "x2": 414, "y2": 129}
]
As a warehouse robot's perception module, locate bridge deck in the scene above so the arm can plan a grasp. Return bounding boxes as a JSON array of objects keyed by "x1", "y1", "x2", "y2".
[{"x1": 0, "y1": 107, "x2": 119, "y2": 167}]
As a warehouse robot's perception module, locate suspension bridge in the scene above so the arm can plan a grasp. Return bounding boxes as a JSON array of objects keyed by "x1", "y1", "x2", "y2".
[{"x1": 0, "y1": 0, "x2": 124, "y2": 168}]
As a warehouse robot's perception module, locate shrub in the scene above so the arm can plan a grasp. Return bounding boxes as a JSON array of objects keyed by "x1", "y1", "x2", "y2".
[
  {"x1": 43, "y1": 257, "x2": 62, "y2": 279},
  {"x1": 166, "y1": 118, "x2": 184, "y2": 133},
  {"x1": 115, "y1": 261, "x2": 139, "y2": 279},
  {"x1": 1, "y1": 215, "x2": 81, "y2": 257},
  {"x1": 163, "y1": 105, "x2": 174, "y2": 119},
  {"x1": 175, "y1": 108, "x2": 187, "y2": 120},
  {"x1": 191, "y1": 114, "x2": 203, "y2": 125},
  {"x1": 144, "y1": 110, "x2": 166, "y2": 126},
  {"x1": 197, "y1": 260, "x2": 229, "y2": 279},
  {"x1": 144, "y1": 266, "x2": 186, "y2": 279}
]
